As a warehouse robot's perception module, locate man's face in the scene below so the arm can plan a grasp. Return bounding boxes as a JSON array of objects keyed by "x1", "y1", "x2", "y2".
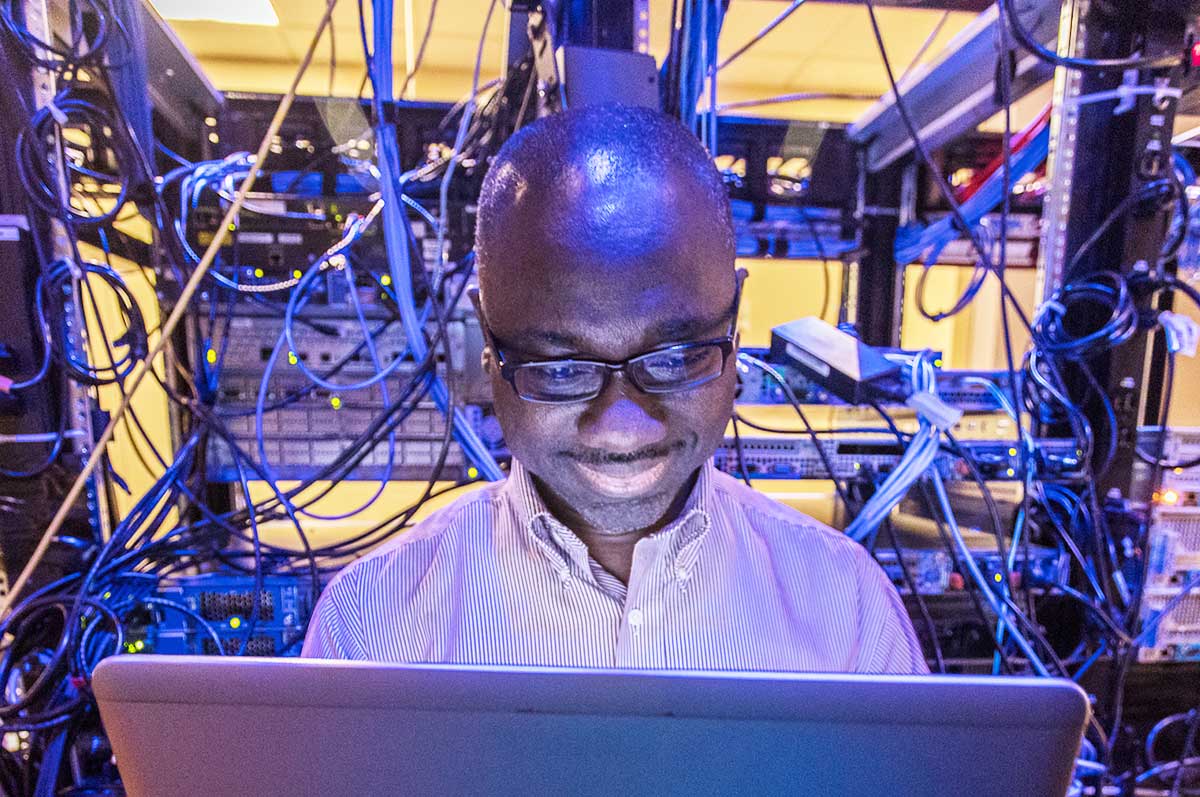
[{"x1": 478, "y1": 157, "x2": 737, "y2": 534}]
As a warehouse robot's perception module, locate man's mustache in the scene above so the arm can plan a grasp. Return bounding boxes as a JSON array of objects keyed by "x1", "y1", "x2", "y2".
[{"x1": 564, "y1": 437, "x2": 690, "y2": 466}]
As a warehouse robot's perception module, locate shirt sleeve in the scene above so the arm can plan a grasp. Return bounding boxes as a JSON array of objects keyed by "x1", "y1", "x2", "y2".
[
  {"x1": 301, "y1": 571, "x2": 368, "y2": 660},
  {"x1": 853, "y1": 551, "x2": 930, "y2": 674}
]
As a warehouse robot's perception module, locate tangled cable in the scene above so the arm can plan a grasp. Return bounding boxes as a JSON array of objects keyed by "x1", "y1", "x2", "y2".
[{"x1": 15, "y1": 89, "x2": 138, "y2": 225}]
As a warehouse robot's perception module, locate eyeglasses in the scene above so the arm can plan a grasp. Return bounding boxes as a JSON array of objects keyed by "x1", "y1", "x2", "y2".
[{"x1": 468, "y1": 282, "x2": 742, "y2": 405}]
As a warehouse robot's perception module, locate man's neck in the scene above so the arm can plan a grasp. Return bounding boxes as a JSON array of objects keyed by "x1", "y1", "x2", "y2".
[{"x1": 531, "y1": 470, "x2": 698, "y2": 585}]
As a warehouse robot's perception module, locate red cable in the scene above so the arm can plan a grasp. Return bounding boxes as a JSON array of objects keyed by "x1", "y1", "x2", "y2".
[{"x1": 956, "y1": 103, "x2": 1052, "y2": 202}]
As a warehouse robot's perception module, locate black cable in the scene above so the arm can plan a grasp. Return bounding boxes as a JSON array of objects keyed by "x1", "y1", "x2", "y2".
[
  {"x1": 883, "y1": 518, "x2": 946, "y2": 673},
  {"x1": 730, "y1": 413, "x2": 753, "y2": 487},
  {"x1": 995, "y1": 14, "x2": 1035, "y2": 544},
  {"x1": 861, "y1": 0, "x2": 1033, "y2": 334},
  {"x1": 1065, "y1": 180, "x2": 1176, "y2": 280},
  {"x1": 398, "y1": 0, "x2": 439, "y2": 99},
  {"x1": 748, "y1": 360, "x2": 852, "y2": 507},
  {"x1": 1032, "y1": 271, "x2": 1138, "y2": 360},
  {"x1": 1134, "y1": 352, "x2": 1196, "y2": 468},
  {"x1": 998, "y1": 0, "x2": 1183, "y2": 74},
  {"x1": 0, "y1": 0, "x2": 116, "y2": 70},
  {"x1": 37, "y1": 259, "x2": 148, "y2": 386},
  {"x1": 732, "y1": 412, "x2": 912, "y2": 439},
  {"x1": 918, "y1": 481, "x2": 1015, "y2": 674},
  {"x1": 1170, "y1": 710, "x2": 1200, "y2": 796},
  {"x1": 943, "y1": 431, "x2": 1012, "y2": 574},
  {"x1": 1078, "y1": 359, "x2": 1119, "y2": 480},
  {"x1": 15, "y1": 90, "x2": 137, "y2": 226}
]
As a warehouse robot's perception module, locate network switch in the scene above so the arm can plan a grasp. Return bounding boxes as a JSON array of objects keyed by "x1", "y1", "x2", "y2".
[
  {"x1": 713, "y1": 435, "x2": 1084, "y2": 482},
  {"x1": 143, "y1": 574, "x2": 318, "y2": 658}
]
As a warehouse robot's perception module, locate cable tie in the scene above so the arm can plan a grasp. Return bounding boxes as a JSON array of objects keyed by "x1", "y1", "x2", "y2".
[
  {"x1": 1043, "y1": 299, "x2": 1068, "y2": 316},
  {"x1": 905, "y1": 391, "x2": 963, "y2": 430},
  {"x1": 46, "y1": 99, "x2": 68, "y2": 126},
  {"x1": 1160, "y1": 310, "x2": 1199, "y2": 357},
  {"x1": 1066, "y1": 83, "x2": 1181, "y2": 114}
]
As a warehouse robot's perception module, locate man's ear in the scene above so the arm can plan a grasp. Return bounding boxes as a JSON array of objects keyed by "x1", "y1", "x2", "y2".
[{"x1": 733, "y1": 268, "x2": 748, "y2": 350}]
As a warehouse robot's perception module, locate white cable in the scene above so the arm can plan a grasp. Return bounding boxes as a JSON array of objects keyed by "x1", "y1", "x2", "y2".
[{"x1": 845, "y1": 352, "x2": 949, "y2": 542}]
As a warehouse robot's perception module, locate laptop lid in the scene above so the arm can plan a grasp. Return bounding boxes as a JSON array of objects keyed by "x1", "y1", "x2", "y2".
[{"x1": 92, "y1": 655, "x2": 1088, "y2": 797}]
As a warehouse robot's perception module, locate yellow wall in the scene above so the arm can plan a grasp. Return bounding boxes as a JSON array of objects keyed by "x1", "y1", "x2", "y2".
[
  {"x1": 1167, "y1": 278, "x2": 1200, "y2": 426},
  {"x1": 899, "y1": 263, "x2": 1038, "y2": 370},
  {"x1": 736, "y1": 258, "x2": 844, "y2": 347}
]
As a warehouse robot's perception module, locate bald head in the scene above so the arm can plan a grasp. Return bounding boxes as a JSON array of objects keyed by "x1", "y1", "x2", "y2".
[
  {"x1": 470, "y1": 104, "x2": 742, "y2": 538},
  {"x1": 475, "y1": 104, "x2": 734, "y2": 282}
]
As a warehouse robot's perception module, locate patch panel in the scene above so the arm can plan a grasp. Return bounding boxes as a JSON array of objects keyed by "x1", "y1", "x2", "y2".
[
  {"x1": 735, "y1": 351, "x2": 1012, "y2": 415},
  {"x1": 713, "y1": 435, "x2": 1084, "y2": 482},
  {"x1": 1138, "y1": 586, "x2": 1200, "y2": 663},
  {"x1": 194, "y1": 304, "x2": 489, "y2": 481}
]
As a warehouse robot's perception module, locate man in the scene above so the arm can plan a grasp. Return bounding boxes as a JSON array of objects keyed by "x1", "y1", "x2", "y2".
[{"x1": 303, "y1": 104, "x2": 927, "y2": 674}]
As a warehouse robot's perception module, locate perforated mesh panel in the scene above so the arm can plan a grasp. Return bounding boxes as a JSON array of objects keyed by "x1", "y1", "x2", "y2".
[
  {"x1": 1148, "y1": 593, "x2": 1200, "y2": 629},
  {"x1": 1158, "y1": 512, "x2": 1200, "y2": 554},
  {"x1": 198, "y1": 590, "x2": 275, "y2": 622},
  {"x1": 202, "y1": 636, "x2": 277, "y2": 656}
]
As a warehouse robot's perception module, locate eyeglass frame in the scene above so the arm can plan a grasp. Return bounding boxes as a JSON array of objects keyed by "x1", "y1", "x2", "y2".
[{"x1": 467, "y1": 271, "x2": 746, "y2": 405}]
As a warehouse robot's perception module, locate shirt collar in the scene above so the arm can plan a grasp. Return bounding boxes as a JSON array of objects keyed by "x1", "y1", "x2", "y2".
[{"x1": 503, "y1": 458, "x2": 714, "y2": 580}]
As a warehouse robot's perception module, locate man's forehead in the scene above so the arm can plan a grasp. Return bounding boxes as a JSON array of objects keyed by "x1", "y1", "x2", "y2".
[
  {"x1": 487, "y1": 250, "x2": 727, "y2": 310},
  {"x1": 484, "y1": 271, "x2": 736, "y2": 359}
]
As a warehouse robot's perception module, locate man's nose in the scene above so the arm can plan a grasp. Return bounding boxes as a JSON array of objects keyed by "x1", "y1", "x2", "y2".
[{"x1": 577, "y1": 373, "x2": 669, "y2": 453}]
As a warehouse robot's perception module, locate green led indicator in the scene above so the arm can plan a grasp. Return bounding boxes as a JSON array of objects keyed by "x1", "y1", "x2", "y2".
[
  {"x1": 253, "y1": 268, "x2": 265, "y2": 278},
  {"x1": 287, "y1": 352, "x2": 298, "y2": 366},
  {"x1": 380, "y1": 275, "x2": 392, "y2": 286},
  {"x1": 206, "y1": 348, "x2": 217, "y2": 365},
  {"x1": 229, "y1": 617, "x2": 242, "y2": 630},
  {"x1": 330, "y1": 396, "x2": 343, "y2": 410},
  {"x1": 292, "y1": 269, "x2": 302, "y2": 279},
  {"x1": 467, "y1": 466, "x2": 478, "y2": 479}
]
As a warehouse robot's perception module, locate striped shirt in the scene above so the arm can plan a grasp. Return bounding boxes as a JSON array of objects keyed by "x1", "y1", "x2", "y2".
[{"x1": 302, "y1": 460, "x2": 929, "y2": 674}]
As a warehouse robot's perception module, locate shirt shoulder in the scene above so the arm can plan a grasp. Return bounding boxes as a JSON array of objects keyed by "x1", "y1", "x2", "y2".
[
  {"x1": 706, "y1": 468, "x2": 927, "y2": 674},
  {"x1": 320, "y1": 479, "x2": 508, "y2": 595},
  {"x1": 707, "y1": 466, "x2": 866, "y2": 559}
]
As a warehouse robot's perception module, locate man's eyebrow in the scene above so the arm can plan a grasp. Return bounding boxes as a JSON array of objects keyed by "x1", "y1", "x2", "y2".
[
  {"x1": 499, "y1": 328, "x2": 591, "y2": 354},
  {"x1": 503, "y1": 311, "x2": 732, "y2": 357},
  {"x1": 498, "y1": 293, "x2": 738, "y2": 355},
  {"x1": 648, "y1": 308, "x2": 733, "y2": 343}
]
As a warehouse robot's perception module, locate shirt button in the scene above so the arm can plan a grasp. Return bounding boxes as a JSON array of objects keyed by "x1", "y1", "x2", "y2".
[{"x1": 628, "y1": 608, "x2": 644, "y2": 627}]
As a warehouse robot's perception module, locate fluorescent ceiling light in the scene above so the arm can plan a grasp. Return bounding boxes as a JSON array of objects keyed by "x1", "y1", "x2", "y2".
[{"x1": 150, "y1": 0, "x2": 279, "y2": 26}]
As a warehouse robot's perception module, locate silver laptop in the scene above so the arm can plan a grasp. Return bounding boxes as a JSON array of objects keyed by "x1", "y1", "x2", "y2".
[{"x1": 92, "y1": 656, "x2": 1089, "y2": 797}]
